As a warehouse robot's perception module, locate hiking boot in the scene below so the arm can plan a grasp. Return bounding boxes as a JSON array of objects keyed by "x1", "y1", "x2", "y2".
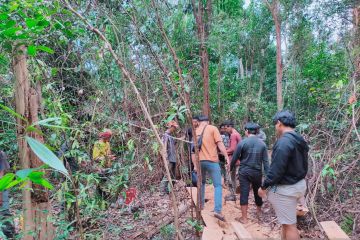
[{"x1": 224, "y1": 194, "x2": 236, "y2": 201}]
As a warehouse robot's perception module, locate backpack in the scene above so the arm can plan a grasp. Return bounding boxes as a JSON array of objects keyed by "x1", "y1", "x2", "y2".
[{"x1": 191, "y1": 125, "x2": 208, "y2": 153}]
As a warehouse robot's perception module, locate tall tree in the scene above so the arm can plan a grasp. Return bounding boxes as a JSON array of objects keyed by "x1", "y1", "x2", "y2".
[
  {"x1": 265, "y1": 0, "x2": 283, "y2": 110},
  {"x1": 14, "y1": 47, "x2": 54, "y2": 239},
  {"x1": 192, "y1": 0, "x2": 212, "y2": 119}
]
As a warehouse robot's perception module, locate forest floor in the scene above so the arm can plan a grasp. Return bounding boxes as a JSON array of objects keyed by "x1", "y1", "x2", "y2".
[
  {"x1": 100, "y1": 178, "x2": 327, "y2": 239},
  {"x1": 101, "y1": 179, "x2": 285, "y2": 240}
]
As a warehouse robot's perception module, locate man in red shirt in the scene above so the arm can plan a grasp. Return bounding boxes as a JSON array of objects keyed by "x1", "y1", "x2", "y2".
[{"x1": 223, "y1": 120, "x2": 242, "y2": 201}]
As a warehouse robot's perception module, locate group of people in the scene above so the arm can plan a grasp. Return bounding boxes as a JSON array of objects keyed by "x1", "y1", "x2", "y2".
[{"x1": 162, "y1": 110, "x2": 309, "y2": 240}]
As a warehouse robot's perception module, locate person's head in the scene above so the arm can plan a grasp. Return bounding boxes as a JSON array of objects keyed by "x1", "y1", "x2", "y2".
[
  {"x1": 219, "y1": 124, "x2": 227, "y2": 134},
  {"x1": 192, "y1": 115, "x2": 200, "y2": 128},
  {"x1": 222, "y1": 120, "x2": 234, "y2": 133},
  {"x1": 244, "y1": 122, "x2": 259, "y2": 137},
  {"x1": 197, "y1": 115, "x2": 209, "y2": 125},
  {"x1": 166, "y1": 120, "x2": 179, "y2": 133},
  {"x1": 99, "y1": 129, "x2": 112, "y2": 142},
  {"x1": 272, "y1": 110, "x2": 296, "y2": 136}
]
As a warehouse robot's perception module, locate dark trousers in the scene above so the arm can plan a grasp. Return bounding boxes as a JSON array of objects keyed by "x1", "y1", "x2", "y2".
[
  {"x1": 239, "y1": 168, "x2": 263, "y2": 206},
  {"x1": 161, "y1": 162, "x2": 176, "y2": 193}
]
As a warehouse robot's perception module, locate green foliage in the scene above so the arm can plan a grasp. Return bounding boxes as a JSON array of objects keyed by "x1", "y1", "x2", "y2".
[
  {"x1": 341, "y1": 214, "x2": 354, "y2": 235},
  {"x1": 186, "y1": 218, "x2": 204, "y2": 232},
  {"x1": 26, "y1": 136, "x2": 69, "y2": 177},
  {"x1": 159, "y1": 224, "x2": 176, "y2": 239}
]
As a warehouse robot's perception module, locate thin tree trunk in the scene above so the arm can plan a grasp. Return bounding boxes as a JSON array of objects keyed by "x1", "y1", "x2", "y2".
[
  {"x1": 239, "y1": 57, "x2": 244, "y2": 80},
  {"x1": 258, "y1": 68, "x2": 265, "y2": 100},
  {"x1": 192, "y1": 0, "x2": 211, "y2": 120},
  {"x1": 265, "y1": 0, "x2": 283, "y2": 110},
  {"x1": 13, "y1": 47, "x2": 33, "y2": 240},
  {"x1": 217, "y1": 55, "x2": 222, "y2": 114}
]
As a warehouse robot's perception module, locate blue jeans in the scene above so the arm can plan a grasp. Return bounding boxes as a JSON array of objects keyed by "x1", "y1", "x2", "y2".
[{"x1": 200, "y1": 161, "x2": 222, "y2": 213}]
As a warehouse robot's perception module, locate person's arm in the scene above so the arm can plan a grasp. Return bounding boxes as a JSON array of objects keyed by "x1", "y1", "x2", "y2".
[
  {"x1": 191, "y1": 154, "x2": 197, "y2": 171},
  {"x1": 230, "y1": 143, "x2": 242, "y2": 171},
  {"x1": 213, "y1": 127, "x2": 229, "y2": 163},
  {"x1": 217, "y1": 141, "x2": 229, "y2": 163},
  {"x1": 262, "y1": 143, "x2": 291, "y2": 189},
  {"x1": 226, "y1": 134, "x2": 237, "y2": 155},
  {"x1": 262, "y1": 145, "x2": 270, "y2": 175}
]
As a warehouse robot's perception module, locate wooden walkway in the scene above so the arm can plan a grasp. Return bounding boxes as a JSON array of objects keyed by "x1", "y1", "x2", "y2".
[{"x1": 187, "y1": 186, "x2": 279, "y2": 240}]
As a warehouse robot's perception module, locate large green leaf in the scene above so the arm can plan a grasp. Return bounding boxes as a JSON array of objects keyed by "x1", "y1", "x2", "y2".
[
  {"x1": 0, "y1": 173, "x2": 15, "y2": 191},
  {"x1": 27, "y1": 45, "x2": 37, "y2": 56},
  {"x1": 25, "y1": 136, "x2": 68, "y2": 176},
  {"x1": 16, "y1": 167, "x2": 43, "y2": 179}
]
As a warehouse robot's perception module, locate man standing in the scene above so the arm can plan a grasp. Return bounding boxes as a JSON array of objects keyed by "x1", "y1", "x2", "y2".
[
  {"x1": 223, "y1": 120, "x2": 242, "y2": 201},
  {"x1": 192, "y1": 115, "x2": 229, "y2": 221},
  {"x1": 161, "y1": 120, "x2": 179, "y2": 194},
  {"x1": 258, "y1": 111, "x2": 308, "y2": 240},
  {"x1": 230, "y1": 123, "x2": 269, "y2": 224}
]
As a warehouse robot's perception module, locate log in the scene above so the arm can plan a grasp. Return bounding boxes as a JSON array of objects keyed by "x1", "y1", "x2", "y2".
[
  {"x1": 231, "y1": 221, "x2": 252, "y2": 240},
  {"x1": 320, "y1": 221, "x2": 350, "y2": 240}
]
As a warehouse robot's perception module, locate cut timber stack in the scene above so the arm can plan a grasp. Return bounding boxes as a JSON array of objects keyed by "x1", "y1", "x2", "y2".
[{"x1": 320, "y1": 221, "x2": 350, "y2": 240}]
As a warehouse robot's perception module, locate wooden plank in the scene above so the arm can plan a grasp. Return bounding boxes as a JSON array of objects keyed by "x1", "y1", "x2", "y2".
[
  {"x1": 231, "y1": 221, "x2": 253, "y2": 240},
  {"x1": 202, "y1": 227, "x2": 224, "y2": 240},
  {"x1": 320, "y1": 221, "x2": 350, "y2": 240},
  {"x1": 222, "y1": 234, "x2": 238, "y2": 240},
  {"x1": 187, "y1": 187, "x2": 198, "y2": 206}
]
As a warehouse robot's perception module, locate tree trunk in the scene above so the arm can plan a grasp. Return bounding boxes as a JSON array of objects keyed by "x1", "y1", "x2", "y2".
[
  {"x1": 192, "y1": 0, "x2": 212, "y2": 120},
  {"x1": 14, "y1": 47, "x2": 33, "y2": 240},
  {"x1": 266, "y1": 0, "x2": 283, "y2": 110},
  {"x1": 13, "y1": 47, "x2": 54, "y2": 240},
  {"x1": 258, "y1": 68, "x2": 265, "y2": 100},
  {"x1": 239, "y1": 57, "x2": 244, "y2": 79},
  {"x1": 354, "y1": 5, "x2": 360, "y2": 83}
]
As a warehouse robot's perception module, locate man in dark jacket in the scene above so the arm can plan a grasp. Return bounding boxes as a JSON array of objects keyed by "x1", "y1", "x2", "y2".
[
  {"x1": 258, "y1": 110, "x2": 308, "y2": 240},
  {"x1": 230, "y1": 123, "x2": 269, "y2": 224}
]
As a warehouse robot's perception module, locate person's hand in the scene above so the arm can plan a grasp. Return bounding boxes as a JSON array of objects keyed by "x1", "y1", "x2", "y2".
[{"x1": 258, "y1": 188, "x2": 267, "y2": 198}]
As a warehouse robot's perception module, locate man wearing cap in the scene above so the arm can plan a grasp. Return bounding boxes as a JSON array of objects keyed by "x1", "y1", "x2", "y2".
[
  {"x1": 258, "y1": 110, "x2": 308, "y2": 240},
  {"x1": 92, "y1": 129, "x2": 115, "y2": 169},
  {"x1": 192, "y1": 115, "x2": 229, "y2": 221},
  {"x1": 161, "y1": 120, "x2": 179, "y2": 194},
  {"x1": 223, "y1": 120, "x2": 242, "y2": 201},
  {"x1": 230, "y1": 123, "x2": 269, "y2": 224}
]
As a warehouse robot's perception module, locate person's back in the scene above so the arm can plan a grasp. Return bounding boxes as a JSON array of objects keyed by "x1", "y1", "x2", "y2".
[
  {"x1": 238, "y1": 136, "x2": 269, "y2": 173},
  {"x1": 196, "y1": 124, "x2": 222, "y2": 162},
  {"x1": 265, "y1": 131, "x2": 308, "y2": 186},
  {"x1": 230, "y1": 123, "x2": 269, "y2": 223},
  {"x1": 193, "y1": 115, "x2": 229, "y2": 221}
]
